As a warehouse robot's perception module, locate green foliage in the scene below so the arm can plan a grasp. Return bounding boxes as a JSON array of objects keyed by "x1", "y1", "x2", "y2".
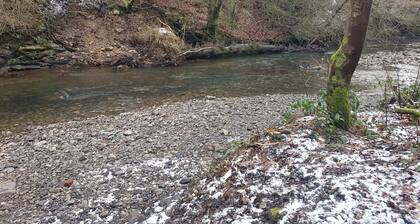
[
  {"x1": 330, "y1": 37, "x2": 348, "y2": 68},
  {"x1": 281, "y1": 111, "x2": 294, "y2": 124},
  {"x1": 269, "y1": 207, "x2": 281, "y2": 221},
  {"x1": 224, "y1": 139, "x2": 246, "y2": 159},
  {"x1": 121, "y1": 0, "x2": 132, "y2": 8},
  {"x1": 291, "y1": 99, "x2": 323, "y2": 116},
  {"x1": 326, "y1": 84, "x2": 352, "y2": 130},
  {"x1": 289, "y1": 91, "x2": 361, "y2": 143}
]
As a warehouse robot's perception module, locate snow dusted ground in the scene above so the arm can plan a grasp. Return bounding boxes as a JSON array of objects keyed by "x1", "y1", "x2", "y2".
[
  {"x1": 151, "y1": 112, "x2": 419, "y2": 223},
  {"x1": 355, "y1": 43, "x2": 420, "y2": 89}
]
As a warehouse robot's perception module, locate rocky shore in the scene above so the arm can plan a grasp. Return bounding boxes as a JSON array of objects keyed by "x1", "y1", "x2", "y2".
[
  {"x1": 1, "y1": 41, "x2": 419, "y2": 224},
  {"x1": 0, "y1": 94, "x2": 311, "y2": 223},
  {"x1": 1, "y1": 91, "x2": 417, "y2": 223}
]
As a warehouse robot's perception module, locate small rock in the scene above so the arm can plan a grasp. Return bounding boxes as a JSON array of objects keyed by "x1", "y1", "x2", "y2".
[
  {"x1": 66, "y1": 199, "x2": 76, "y2": 206},
  {"x1": 221, "y1": 129, "x2": 229, "y2": 136},
  {"x1": 115, "y1": 28, "x2": 123, "y2": 34},
  {"x1": 259, "y1": 198, "x2": 268, "y2": 209},
  {"x1": 3, "y1": 167, "x2": 14, "y2": 173},
  {"x1": 64, "y1": 179, "x2": 74, "y2": 188},
  {"x1": 113, "y1": 170, "x2": 125, "y2": 176},
  {"x1": 179, "y1": 177, "x2": 191, "y2": 185},
  {"x1": 0, "y1": 181, "x2": 16, "y2": 195},
  {"x1": 79, "y1": 156, "x2": 87, "y2": 162},
  {"x1": 164, "y1": 161, "x2": 173, "y2": 169},
  {"x1": 123, "y1": 130, "x2": 133, "y2": 136},
  {"x1": 112, "y1": 9, "x2": 120, "y2": 15},
  {"x1": 114, "y1": 64, "x2": 129, "y2": 72},
  {"x1": 280, "y1": 129, "x2": 291, "y2": 135},
  {"x1": 205, "y1": 95, "x2": 216, "y2": 100},
  {"x1": 101, "y1": 47, "x2": 114, "y2": 52},
  {"x1": 99, "y1": 208, "x2": 110, "y2": 218}
]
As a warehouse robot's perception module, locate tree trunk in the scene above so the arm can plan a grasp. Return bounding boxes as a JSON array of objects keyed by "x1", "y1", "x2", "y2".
[
  {"x1": 326, "y1": 0, "x2": 372, "y2": 129},
  {"x1": 207, "y1": 0, "x2": 223, "y2": 42}
]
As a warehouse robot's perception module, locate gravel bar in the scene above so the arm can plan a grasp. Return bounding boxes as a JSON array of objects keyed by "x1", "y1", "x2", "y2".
[{"x1": 0, "y1": 94, "x2": 309, "y2": 223}]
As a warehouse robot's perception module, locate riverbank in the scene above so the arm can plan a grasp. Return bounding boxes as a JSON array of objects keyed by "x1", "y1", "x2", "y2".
[
  {"x1": 0, "y1": 91, "x2": 414, "y2": 223},
  {"x1": 167, "y1": 109, "x2": 419, "y2": 224},
  {"x1": 1, "y1": 0, "x2": 419, "y2": 76},
  {"x1": 0, "y1": 94, "x2": 312, "y2": 223},
  {"x1": 0, "y1": 38, "x2": 418, "y2": 224}
]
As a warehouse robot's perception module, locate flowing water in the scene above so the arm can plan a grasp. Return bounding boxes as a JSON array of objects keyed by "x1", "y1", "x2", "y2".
[
  {"x1": 1, "y1": 43, "x2": 417, "y2": 132},
  {"x1": 0, "y1": 52, "x2": 329, "y2": 131}
]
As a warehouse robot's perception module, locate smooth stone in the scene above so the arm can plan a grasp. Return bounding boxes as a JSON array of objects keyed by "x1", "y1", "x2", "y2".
[
  {"x1": 9, "y1": 65, "x2": 42, "y2": 71},
  {"x1": 221, "y1": 129, "x2": 229, "y2": 136},
  {"x1": 18, "y1": 45, "x2": 47, "y2": 52},
  {"x1": 123, "y1": 130, "x2": 133, "y2": 136},
  {"x1": 179, "y1": 177, "x2": 191, "y2": 185},
  {"x1": 0, "y1": 181, "x2": 16, "y2": 195}
]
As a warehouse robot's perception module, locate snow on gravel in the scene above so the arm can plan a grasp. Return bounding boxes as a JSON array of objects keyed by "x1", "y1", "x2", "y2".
[{"x1": 163, "y1": 112, "x2": 419, "y2": 224}]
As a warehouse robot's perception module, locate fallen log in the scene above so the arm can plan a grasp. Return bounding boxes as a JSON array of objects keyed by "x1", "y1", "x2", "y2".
[
  {"x1": 178, "y1": 44, "x2": 306, "y2": 60},
  {"x1": 396, "y1": 108, "x2": 420, "y2": 118}
]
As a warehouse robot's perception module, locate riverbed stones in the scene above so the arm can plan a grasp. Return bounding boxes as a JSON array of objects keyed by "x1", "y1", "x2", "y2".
[
  {"x1": 0, "y1": 57, "x2": 6, "y2": 67},
  {"x1": 123, "y1": 129, "x2": 133, "y2": 136},
  {"x1": 0, "y1": 181, "x2": 16, "y2": 195},
  {"x1": 0, "y1": 93, "x2": 313, "y2": 223},
  {"x1": 179, "y1": 177, "x2": 191, "y2": 185}
]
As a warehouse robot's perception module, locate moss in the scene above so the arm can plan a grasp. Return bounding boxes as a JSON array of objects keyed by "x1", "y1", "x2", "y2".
[
  {"x1": 121, "y1": 0, "x2": 132, "y2": 8},
  {"x1": 330, "y1": 37, "x2": 348, "y2": 68},
  {"x1": 269, "y1": 207, "x2": 281, "y2": 220},
  {"x1": 397, "y1": 108, "x2": 420, "y2": 118},
  {"x1": 326, "y1": 77, "x2": 352, "y2": 130}
]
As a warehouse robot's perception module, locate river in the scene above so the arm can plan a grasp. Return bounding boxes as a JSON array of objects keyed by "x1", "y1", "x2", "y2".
[{"x1": 1, "y1": 43, "x2": 418, "y2": 132}]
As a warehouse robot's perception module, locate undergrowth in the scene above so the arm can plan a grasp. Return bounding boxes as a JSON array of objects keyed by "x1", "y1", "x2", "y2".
[{"x1": 282, "y1": 91, "x2": 366, "y2": 143}]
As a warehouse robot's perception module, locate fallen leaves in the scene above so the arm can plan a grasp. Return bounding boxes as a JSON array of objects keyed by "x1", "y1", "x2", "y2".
[{"x1": 64, "y1": 179, "x2": 74, "y2": 188}]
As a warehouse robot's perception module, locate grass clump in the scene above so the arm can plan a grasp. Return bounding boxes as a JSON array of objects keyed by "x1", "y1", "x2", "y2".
[{"x1": 130, "y1": 26, "x2": 184, "y2": 54}]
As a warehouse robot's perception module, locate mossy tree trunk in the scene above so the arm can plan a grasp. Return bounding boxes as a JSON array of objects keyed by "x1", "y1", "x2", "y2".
[
  {"x1": 207, "y1": 0, "x2": 223, "y2": 42},
  {"x1": 327, "y1": 0, "x2": 372, "y2": 130}
]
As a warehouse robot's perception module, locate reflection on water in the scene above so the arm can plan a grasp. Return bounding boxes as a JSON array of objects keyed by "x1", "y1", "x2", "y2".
[{"x1": 1, "y1": 52, "x2": 329, "y2": 131}]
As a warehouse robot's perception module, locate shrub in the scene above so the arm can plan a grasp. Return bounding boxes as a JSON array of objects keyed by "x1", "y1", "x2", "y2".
[
  {"x1": 257, "y1": 0, "x2": 420, "y2": 45},
  {"x1": 130, "y1": 26, "x2": 184, "y2": 54},
  {"x1": 0, "y1": 0, "x2": 47, "y2": 35},
  {"x1": 288, "y1": 91, "x2": 362, "y2": 143},
  {"x1": 369, "y1": 0, "x2": 420, "y2": 40}
]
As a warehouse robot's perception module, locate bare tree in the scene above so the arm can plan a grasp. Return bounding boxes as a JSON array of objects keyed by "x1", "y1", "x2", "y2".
[
  {"x1": 207, "y1": 0, "x2": 223, "y2": 42},
  {"x1": 326, "y1": 0, "x2": 373, "y2": 129}
]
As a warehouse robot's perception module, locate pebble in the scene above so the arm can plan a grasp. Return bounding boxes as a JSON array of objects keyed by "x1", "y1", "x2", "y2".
[
  {"x1": 221, "y1": 129, "x2": 229, "y2": 136},
  {"x1": 0, "y1": 92, "x2": 387, "y2": 222},
  {"x1": 179, "y1": 177, "x2": 191, "y2": 185},
  {"x1": 0, "y1": 181, "x2": 16, "y2": 195},
  {"x1": 123, "y1": 130, "x2": 133, "y2": 136}
]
